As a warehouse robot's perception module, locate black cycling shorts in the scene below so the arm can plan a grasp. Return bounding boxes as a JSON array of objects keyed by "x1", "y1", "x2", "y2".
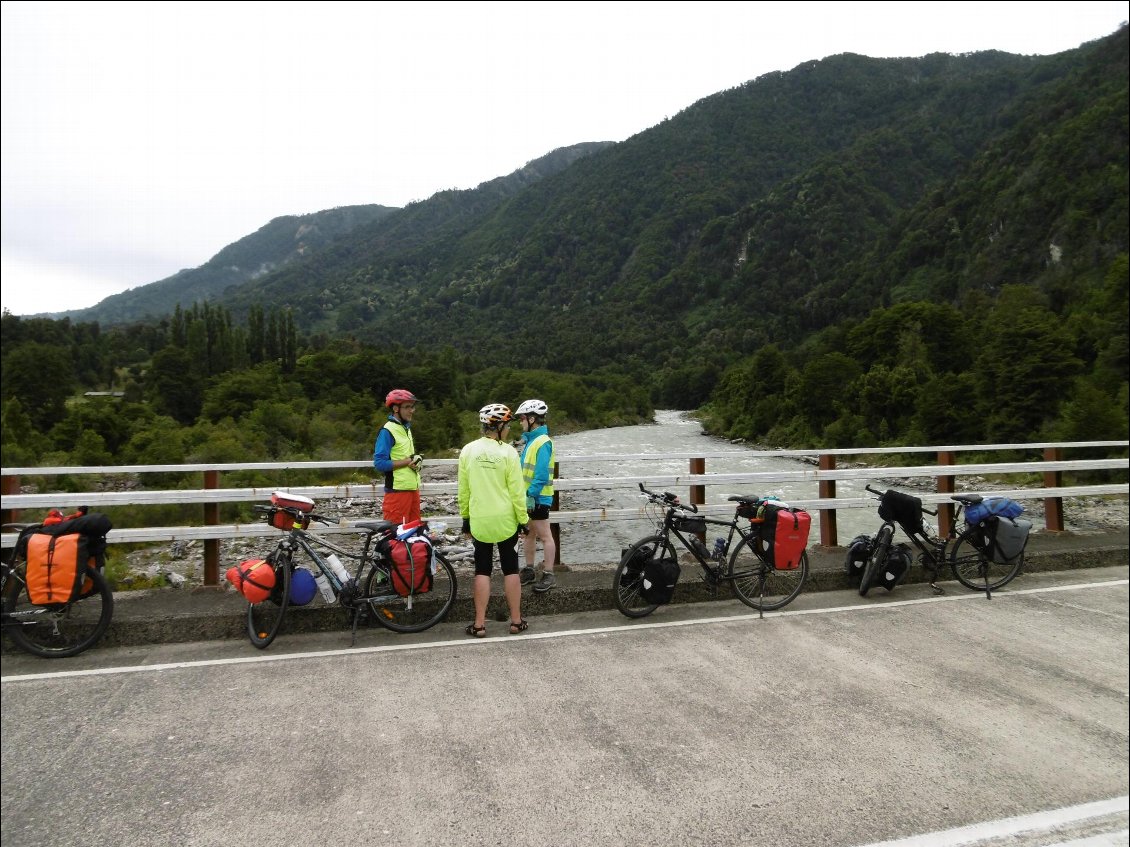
[{"x1": 472, "y1": 532, "x2": 520, "y2": 577}]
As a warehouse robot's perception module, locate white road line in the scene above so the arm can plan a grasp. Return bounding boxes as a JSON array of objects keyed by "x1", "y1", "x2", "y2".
[
  {"x1": 2, "y1": 577, "x2": 1126, "y2": 683},
  {"x1": 854, "y1": 796, "x2": 1129, "y2": 847}
]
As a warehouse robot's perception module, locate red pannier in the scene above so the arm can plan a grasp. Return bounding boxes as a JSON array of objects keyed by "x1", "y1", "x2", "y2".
[
  {"x1": 388, "y1": 537, "x2": 433, "y2": 597},
  {"x1": 761, "y1": 503, "x2": 811, "y2": 570}
]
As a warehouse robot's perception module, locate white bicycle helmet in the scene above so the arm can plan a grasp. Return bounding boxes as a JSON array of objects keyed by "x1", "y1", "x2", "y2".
[
  {"x1": 516, "y1": 399, "x2": 548, "y2": 416},
  {"x1": 479, "y1": 403, "x2": 513, "y2": 426}
]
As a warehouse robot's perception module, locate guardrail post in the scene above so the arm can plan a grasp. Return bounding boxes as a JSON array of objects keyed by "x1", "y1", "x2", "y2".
[
  {"x1": 936, "y1": 451, "x2": 955, "y2": 537},
  {"x1": 204, "y1": 470, "x2": 220, "y2": 586},
  {"x1": 550, "y1": 460, "x2": 561, "y2": 567},
  {"x1": 690, "y1": 458, "x2": 706, "y2": 543},
  {"x1": 1, "y1": 474, "x2": 20, "y2": 525},
  {"x1": 818, "y1": 454, "x2": 837, "y2": 547},
  {"x1": 1043, "y1": 447, "x2": 1065, "y2": 532}
]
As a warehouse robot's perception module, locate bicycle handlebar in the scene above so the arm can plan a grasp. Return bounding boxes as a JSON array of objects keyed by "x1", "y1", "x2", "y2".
[{"x1": 637, "y1": 482, "x2": 698, "y2": 513}]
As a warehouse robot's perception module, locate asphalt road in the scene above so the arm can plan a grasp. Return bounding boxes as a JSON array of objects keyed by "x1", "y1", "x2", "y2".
[{"x1": 2, "y1": 566, "x2": 1127, "y2": 847}]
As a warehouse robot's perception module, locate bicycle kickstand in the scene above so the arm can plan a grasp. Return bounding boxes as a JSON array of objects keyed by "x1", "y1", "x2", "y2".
[{"x1": 350, "y1": 606, "x2": 363, "y2": 647}]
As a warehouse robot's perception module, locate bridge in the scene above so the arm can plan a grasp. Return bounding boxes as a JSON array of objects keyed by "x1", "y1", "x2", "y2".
[{"x1": 3, "y1": 439, "x2": 1127, "y2": 585}]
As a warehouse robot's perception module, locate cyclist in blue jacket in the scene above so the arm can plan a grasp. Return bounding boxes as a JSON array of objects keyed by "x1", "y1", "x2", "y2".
[{"x1": 516, "y1": 399, "x2": 557, "y2": 593}]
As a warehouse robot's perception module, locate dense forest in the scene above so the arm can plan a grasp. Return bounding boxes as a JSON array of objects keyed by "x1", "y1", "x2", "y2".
[
  {"x1": 0, "y1": 304, "x2": 652, "y2": 473},
  {"x1": 3, "y1": 27, "x2": 1127, "y2": 469}
]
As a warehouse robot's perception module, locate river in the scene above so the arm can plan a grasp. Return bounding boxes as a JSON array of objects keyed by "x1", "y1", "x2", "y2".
[{"x1": 549, "y1": 410, "x2": 884, "y2": 565}]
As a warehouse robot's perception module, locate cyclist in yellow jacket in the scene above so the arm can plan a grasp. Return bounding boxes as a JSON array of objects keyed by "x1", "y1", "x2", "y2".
[
  {"x1": 373, "y1": 389, "x2": 423, "y2": 526},
  {"x1": 458, "y1": 403, "x2": 529, "y2": 637}
]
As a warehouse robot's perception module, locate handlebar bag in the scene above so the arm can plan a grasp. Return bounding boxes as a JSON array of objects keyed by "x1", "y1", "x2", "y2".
[
  {"x1": 640, "y1": 556, "x2": 680, "y2": 604},
  {"x1": 671, "y1": 515, "x2": 706, "y2": 536},
  {"x1": 389, "y1": 536, "x2": 434, "y2": 596},
  {"x1": 270, "y1": 491, "x2": 314, "y2": 512},
  {"x1": 965, "y1": 496, "x2": 1024, "y2": 526},
  {"x1": 878, "y1": 490, "x2": 925, "y2": 536},
  {"x1": 761, "y1": 504, "x2": 811, "y2": 570}
]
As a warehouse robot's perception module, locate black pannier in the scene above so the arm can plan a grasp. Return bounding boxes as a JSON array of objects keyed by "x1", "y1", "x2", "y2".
[
  {"x1": 844, "y1": 534, "x2": 872, "y2": 586},
  {"x1": 640, "y1": 557, "x2": 680, "y2": 605},
  {"x1": 876, "y1": 543, "x2": 912, "y2": 591}
]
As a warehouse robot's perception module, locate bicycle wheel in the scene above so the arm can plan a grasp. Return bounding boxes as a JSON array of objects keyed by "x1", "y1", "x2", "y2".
[
  {"x1": 949, "y1": 525, "x2": 1023, "y2": 593},
  {"x1": 728, "y1": 536, "x2": 809, "y2": 611},
  {"x1": 3, "y1": 565, "x2": 114, "y2": 658},
  {"x1": 613, "y1": 535, "x2": 674, "y2": 618},
  {"x1": 247, "y1": 551, "x2": 291, "y2": 649},
  {"x1": 361, "y1": 549, "x2": 457, "y2": 633},
  {"x1": 859, "y1": 526, "x2": 892, "y2": 597}
]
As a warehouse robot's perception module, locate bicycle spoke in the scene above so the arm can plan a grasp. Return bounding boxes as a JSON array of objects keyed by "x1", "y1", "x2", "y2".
[
  {"x1": 362, "y1": 550, "x2": 457, "y2": 634},
  {"x1": 950, "y1": 528, "x2": 1022, "y2": 592},
  {"x1": 729, "y1": 536, "x2": 807, "y2": 611}
]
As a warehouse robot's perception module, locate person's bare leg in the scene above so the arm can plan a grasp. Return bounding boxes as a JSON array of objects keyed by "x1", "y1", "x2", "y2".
[
  {"x1": 531, "y1": 518, "x2": 555, "y2": 573},
  {"x1": 503, "y1": 573, "x2": 524, "y2": 626},
  {"x1": 473, "y1": 574, "x2": 490, "y2": 628}
]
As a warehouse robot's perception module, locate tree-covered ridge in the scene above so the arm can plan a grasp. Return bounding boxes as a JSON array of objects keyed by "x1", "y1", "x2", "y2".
[
  {"x1": 50, "y1": 204, "x2": 399, "y2": 326},
  {"x1": 190, "y1": 31, "x2": 1125, "y2": 380}
]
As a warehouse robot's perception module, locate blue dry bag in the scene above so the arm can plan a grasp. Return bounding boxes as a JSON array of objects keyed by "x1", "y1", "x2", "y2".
[{"x1": 289, "y1": 568, "x2": 318, "y2": 606}]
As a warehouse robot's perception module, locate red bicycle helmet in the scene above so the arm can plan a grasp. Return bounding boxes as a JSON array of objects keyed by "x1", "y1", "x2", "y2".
[{"x1": 385, "y1": 389, "x2": 418, "y2": 408}]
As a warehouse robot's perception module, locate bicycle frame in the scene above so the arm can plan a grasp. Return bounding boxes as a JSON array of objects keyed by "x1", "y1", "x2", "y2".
[
  {"x1": 660, "y1": 511, "x2": 755, "y2": 583},
  {"x1": 242, "y1": 502, "x2": 457, "y2": 648},
  {"x1": 614, "y1": 484, "x2": 809, "y2": 619},
  {"x1": 861, "y1": 485, "x2": 1020, "y2": 599}
]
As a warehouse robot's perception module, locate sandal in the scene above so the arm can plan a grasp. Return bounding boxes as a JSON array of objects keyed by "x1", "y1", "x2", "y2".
[
  {"x1": 465, "y1": 623, "x2": 487, "y2": 638},
  {"x1": 508, "y1": 619, "x2": 529, "y2": 635}
]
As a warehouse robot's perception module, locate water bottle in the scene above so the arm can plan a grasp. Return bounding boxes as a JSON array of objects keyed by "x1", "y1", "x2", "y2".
[
  {"x1": 326, "y1": 553, "x2": 351, "y2": 584},
  {"x1": 690, "y1": 537, "x2": 709, "y2": 559},
  {"x1": 712, "y1": 538, "x2": 728, "y2": 561},
  {"x1": 313, "y1": 570, "x2": 335, "y2": 604}
]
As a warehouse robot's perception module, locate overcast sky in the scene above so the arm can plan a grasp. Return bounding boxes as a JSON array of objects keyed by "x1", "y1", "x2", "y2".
[{"x1": 2, "y1": 1, "x2": 1126, "y2": 317}]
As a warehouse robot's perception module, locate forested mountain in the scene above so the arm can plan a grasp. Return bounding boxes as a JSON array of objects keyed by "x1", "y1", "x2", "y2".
[
  {"x1": 55, "y1": 204, "x2": 398, "y2": 325},
  {"x1": 2, "y1": 28, "x2": 1126, "y2": 469},
  {"x1": 204, "y1": 29, "x2": 1127, "y2": 377},
  {"x1": 56, "y1": 143, "x2": 613, "y2": 328}
]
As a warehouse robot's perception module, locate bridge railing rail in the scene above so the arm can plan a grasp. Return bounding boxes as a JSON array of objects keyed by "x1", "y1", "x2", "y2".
[{"x1": 2, "y1": 440, "x2": 1126, "y2": 585}]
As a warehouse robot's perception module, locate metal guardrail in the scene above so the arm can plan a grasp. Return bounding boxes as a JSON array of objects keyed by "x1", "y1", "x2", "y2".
[{"x1": 3, "y1": 441, "x2": 1127, "y2": 585}]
